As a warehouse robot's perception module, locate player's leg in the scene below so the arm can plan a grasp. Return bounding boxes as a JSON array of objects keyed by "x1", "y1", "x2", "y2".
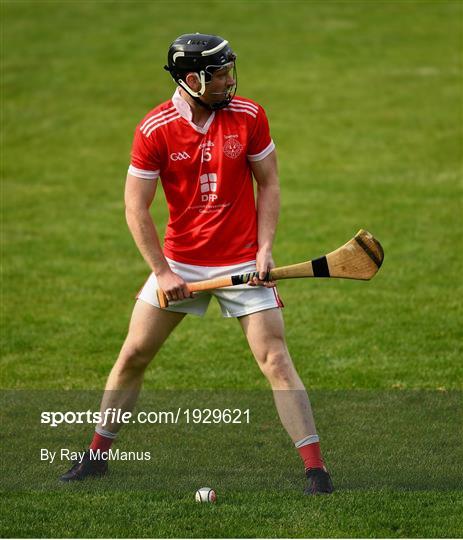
[
  {"x1": 239, "y1": 308, "x2": 333, "y2": 494},
  {"x1": 60, "y1": 300, "x2": 185, "y2": 481},
  {"x1": 97, "y1": 299, "x2": 186, "y2": 433},
  {"x1": 239, "y1": 308, "x2": 316, "y2": 439}
]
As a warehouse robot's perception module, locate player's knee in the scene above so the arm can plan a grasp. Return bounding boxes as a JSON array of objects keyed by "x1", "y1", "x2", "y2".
[
  {"x1": 118, "y1": 344, "x2": 152, "y2": 374},
  {"x1": 261, "y1": 350, "x2": 294, "y2": 385}
]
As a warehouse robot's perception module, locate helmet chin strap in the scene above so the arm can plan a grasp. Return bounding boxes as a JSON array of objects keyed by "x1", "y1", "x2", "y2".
[
  {"x1": 192, "y1": 95, "x2": 232, "y2": 111},
  {"x1": 179, "y1": 73, "x2": 233, "y2": 111},
  {"x1": 178, "y1": 71, "x2": 207, "y2": 98}
]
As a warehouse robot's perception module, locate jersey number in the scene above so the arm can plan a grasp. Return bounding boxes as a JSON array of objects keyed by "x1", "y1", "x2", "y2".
[
  {"x1": 201, "y1": 148, "x2": 212, "y2": 162},
  {"x1": 200, "y1": 141, "x2": 214, "y2": 162}
]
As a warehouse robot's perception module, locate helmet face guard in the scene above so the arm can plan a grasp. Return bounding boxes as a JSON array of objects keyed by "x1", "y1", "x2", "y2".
[{"x1": 164, "y1": 34, "x2": 237, "y2": 110}]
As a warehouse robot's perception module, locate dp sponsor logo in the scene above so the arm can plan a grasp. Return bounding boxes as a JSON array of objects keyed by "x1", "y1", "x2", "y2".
[
  {"x1": 170, "y1": 151, "x2": 191, "y2": 161},
  {"x1": 200, "y1": 173, "x2": 218, "y2": 202}
]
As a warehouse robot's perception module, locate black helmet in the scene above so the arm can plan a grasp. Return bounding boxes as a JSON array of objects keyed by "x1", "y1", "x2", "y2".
[{"x1": 164, "y1": 33, "x2": 237, "y2": 110}]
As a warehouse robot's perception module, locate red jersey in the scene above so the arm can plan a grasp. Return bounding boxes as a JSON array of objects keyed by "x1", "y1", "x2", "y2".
[{"x1": 129, "y1": 89, "x2": 275, "y2": 265}]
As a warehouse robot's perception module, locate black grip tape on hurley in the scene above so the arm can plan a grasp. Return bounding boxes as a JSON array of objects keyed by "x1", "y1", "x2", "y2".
[
  {"x1": 231, "y1": 271, "x2": 258, "y2": 285},
  {"x1": 312, "y1": 256, "x2": 330, "y2": 277}
]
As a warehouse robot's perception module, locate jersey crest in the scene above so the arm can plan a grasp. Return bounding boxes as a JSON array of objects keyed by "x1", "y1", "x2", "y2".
[{"x1": 223, "y1": 134, "x2": 244, "y2": 159}]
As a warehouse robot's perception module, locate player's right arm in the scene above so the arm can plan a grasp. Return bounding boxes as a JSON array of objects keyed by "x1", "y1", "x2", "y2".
[{"x1": 124, "y1": 173, "x2": 191, "y2": 302}]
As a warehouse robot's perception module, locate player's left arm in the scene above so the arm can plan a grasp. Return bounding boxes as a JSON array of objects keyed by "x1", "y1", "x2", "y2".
[{"x1": 250, "y1": 149, "x2": 280, "y2": 287}]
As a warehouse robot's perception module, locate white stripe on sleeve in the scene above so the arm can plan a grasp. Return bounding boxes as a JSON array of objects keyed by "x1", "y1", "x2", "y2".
[
  {"x1": 247, "y1": 140, "x2": 275, "y2": 162},
  {"x1": 128, "y1": 165, "x2": 159, "y2": 180}
]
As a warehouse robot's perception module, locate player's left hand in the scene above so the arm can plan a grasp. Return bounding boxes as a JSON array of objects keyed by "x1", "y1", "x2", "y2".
[{"x1": 249, "y1": 248, "x2": 276, "y2": 288}]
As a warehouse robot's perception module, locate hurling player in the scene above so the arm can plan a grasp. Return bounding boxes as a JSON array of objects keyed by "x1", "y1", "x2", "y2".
[{"x1": 61, "y1": 33, "x2": 333, "y2": 495}]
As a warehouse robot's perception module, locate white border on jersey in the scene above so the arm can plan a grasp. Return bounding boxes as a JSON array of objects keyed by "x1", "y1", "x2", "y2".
[
  {"x1": 247, "y1": 140, "x2": 275, "y2": 162},
  {"x1": 128, "y1": 165, "x2": 159, "y2": 180}
]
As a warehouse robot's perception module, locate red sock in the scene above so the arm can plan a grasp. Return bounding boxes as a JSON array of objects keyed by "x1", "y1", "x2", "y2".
[
  {"x1": 89, "y1": 431, "x2": 115, "y2": 453},
  {"x1": 297, "y1": 441, "x2": 325, "y2": 471}
]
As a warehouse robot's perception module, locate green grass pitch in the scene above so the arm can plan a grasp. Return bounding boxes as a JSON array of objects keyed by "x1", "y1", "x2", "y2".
[{"x1": 2, "y1": 0, "x2": 462, "y2": 538}]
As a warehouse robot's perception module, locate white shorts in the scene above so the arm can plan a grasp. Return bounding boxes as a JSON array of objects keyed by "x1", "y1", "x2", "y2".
[{"x1": 137, "y1": 258, "x2": 283, "y2": 318}]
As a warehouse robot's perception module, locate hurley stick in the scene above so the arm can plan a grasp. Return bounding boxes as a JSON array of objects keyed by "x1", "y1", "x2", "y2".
[{"x1": 157, "y1": 229, "x2": 384, "y2": 308}]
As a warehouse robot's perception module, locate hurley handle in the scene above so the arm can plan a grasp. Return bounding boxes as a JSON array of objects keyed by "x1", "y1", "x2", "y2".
[
  {"x1": 155, "y1": 270, "x2": 277, "y2": 308},
  {"x1": 156, "y1": 275, "x2": 235, "y2": 308}
]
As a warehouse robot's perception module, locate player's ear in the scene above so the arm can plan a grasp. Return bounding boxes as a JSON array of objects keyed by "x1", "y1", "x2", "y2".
[{"x1": 185, "y1": 72, "x2": 201, "y2": 92}]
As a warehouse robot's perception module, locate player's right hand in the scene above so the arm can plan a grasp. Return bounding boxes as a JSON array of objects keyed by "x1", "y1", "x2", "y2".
[{"x1": 156, "y1": 268, "x2": 192, "y2": 302}]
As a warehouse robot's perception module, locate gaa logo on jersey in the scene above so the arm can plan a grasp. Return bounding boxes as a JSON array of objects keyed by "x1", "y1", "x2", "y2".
[
  {"x1": 170, "y1": 151, "x2": 191, "y2": 161},
  {"x1": 223, "y1": 135, "x2": 243, "y2": 159}
]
